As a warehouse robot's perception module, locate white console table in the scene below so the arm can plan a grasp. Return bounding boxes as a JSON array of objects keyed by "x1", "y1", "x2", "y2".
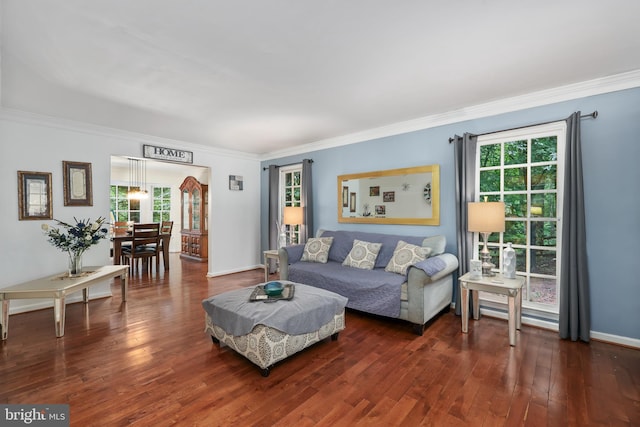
[{"x1": 1, "y1": 265, "x2": 129, "y2": 339}]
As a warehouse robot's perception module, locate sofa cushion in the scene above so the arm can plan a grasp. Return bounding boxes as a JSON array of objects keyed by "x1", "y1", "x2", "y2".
[
  {"x1": 300, "y1": 237, "x2": 333, "y2": 263},
  {"x1": 385, "y1": 240, "x2": 432, "y2": 275},
  {"x1": 288, "y1": 261, "x2": 404, "y2": 318},
  {"x1": 342, "y1": 240, "x2": 382, "y2": 270},
  {"x1": 318, "y1": 230, "x2": 429, "y2": 267}
]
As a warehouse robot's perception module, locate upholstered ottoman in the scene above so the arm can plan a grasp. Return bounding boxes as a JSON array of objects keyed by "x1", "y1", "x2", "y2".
[{"x1": 202, "y1": 281, "x2": 347, "y2": 376}]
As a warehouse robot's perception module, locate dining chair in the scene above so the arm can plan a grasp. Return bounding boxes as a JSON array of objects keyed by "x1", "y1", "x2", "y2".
[{"x1": 122, "y1": 223, "x2": 161, "y2": 274}]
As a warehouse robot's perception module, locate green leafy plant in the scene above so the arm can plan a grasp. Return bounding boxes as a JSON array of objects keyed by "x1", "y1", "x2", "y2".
[{"x1": 42, "y1": 217, "x2": 109, "y2": 254}]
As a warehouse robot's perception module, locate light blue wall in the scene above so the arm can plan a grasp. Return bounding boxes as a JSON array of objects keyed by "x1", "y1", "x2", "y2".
[{"x1": 261, "y1": 87, "x2": 640, "y2": 341}]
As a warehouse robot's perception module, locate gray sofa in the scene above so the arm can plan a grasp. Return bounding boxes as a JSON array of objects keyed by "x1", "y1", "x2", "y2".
[{"x1": 279, "y1": 229, "x2": 458, "y2": 335}]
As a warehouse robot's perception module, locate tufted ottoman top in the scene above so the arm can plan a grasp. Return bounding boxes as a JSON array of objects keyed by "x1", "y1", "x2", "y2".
[{"x1": 202, "y1": 281, "x2": 347, "y2": 336}]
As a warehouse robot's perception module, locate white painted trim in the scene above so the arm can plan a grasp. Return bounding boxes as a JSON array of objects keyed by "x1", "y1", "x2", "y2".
[
  {"x1": 263, "y1": 69, "x2": 640, "y2": 160},
  {"x1": 478, "y1": 308, "x2": 640, "y2": 349},
  {"x1": 590, "y1": 331, "x2": 640, "y2": 349},
  {"x1": 0, "y1": 107, "x2": 261, "y2": 162},
  {"x1": 206, "y1": 264, "x2": 265, "y2": 278}
]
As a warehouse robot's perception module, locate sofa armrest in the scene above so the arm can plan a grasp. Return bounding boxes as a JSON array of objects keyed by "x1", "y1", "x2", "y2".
[
  {"x1": 405, "y1": 253, "x2": 458, "y2": 325},
  {"x1": 278, "y1": 244, "x2": 305, "y2": 280},
  {"x1": 411, "y1": 253, "x2": 459, "y2": 282}
]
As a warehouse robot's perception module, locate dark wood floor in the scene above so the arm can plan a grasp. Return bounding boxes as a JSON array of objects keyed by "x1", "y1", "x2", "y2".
[{"x1": 1, "y1": 254, "x2": 638, "y2": 426}]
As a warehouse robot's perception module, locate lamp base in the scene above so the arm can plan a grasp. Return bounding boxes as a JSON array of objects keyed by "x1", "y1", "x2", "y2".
[{"x1": 480, "y1": 232, "x2": 496, "y2": 277}]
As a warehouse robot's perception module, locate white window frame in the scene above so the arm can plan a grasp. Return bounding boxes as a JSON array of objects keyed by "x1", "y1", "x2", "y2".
[
  {"x1": 475, "y1": 121, "x2": 566, "y2": 322},
  {"x1": 279, "y1": 164, "x2": 303, "y2": 244},
  {"x1": 152, "y1": 185, "x2": 172, "y2": 223}
]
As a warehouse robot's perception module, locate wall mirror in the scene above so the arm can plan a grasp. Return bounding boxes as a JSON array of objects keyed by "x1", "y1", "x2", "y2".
[{"x1": 338, "y1": 164, "x2": 440, "y2": 225}]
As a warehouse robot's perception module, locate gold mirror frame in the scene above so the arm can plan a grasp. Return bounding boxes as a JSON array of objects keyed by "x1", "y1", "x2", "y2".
[{"x1": 337, "y1": 164, "x2": 440, "y2": 225}]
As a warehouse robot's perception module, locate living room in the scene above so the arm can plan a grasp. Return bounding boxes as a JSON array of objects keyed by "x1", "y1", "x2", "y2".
[{"x1": 1, "y1": 2, "x2": 639, "y2": 425}]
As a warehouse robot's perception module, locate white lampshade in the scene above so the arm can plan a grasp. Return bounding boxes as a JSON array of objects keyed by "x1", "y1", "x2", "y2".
[
  {"x1": 283, "y1": 206, "x2": 303, "y2": 225},
  {"x1": 468, "y1": 202, "x2": 505, "y2": 233}
]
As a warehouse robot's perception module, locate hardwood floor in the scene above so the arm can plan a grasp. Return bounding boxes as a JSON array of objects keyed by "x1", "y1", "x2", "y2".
[{"x1": 1, "y1": 254, "x2": 638, "y2": 426}]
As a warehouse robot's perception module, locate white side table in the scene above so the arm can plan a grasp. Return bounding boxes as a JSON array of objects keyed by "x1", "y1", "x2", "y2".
[
  {"x1": 459, "y1": 272, "x2": 525, "y2": 347},
  {"x1": 263, "y1": 250, "x2": 279, "y2": 282}
]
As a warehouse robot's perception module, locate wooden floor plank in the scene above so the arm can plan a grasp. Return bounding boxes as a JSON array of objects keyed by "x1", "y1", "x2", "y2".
[{"x1": 1, "y1": 254, "x2": 639, "y2": 426}]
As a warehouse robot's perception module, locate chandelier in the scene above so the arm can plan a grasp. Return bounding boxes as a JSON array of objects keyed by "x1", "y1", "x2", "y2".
[{"x1": 127, "y1": 158, "x2": 149, "y2": 200}]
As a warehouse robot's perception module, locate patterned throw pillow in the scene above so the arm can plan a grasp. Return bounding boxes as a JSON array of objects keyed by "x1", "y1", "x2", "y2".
[
  {"x1": 385, "y1": 240, "x2": 432, "y2": 275},
  {"x1": 300, "y1": 237, "x2": 334, "y2": 263},
  {"x1": 342, "y1": 240, "x2": 382, "y2": 270}
]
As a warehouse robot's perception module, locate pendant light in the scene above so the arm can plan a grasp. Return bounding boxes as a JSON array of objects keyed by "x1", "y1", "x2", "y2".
[{"x1": 127, "y1": 158, "x2": 149, "y2": 200}]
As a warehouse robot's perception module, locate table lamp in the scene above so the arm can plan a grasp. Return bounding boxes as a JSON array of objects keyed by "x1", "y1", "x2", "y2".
[
  {"x1": 468, "y1": 201, "x2": 505, "y2": 276},
  {"x1": 283, "y1": 206, "x2": 303, "y2": 245}
]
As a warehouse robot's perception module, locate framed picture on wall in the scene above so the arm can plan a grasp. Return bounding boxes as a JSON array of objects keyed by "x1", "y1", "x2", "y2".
[
  {"x1": 63, "y1": 161, "x2": 93, "y2": 206},
  {"x1": 18, "y1": 171, "x2": 53, "y2": 220},
  {"x1": 349, "y1": 192, "x2": 356, "y2": 213},
  {"x1": 342, "y1": 186, "x2": 349, "y2": 207}
]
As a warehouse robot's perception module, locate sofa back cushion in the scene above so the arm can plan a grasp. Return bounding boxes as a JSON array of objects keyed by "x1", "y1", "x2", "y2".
[{"x1": 318, "y1": 229, "x2": 444, "y2": 268}]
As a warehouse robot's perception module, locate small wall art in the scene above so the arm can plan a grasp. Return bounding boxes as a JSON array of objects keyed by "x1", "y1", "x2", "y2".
[
  {"x1": 18, "y1": 170, "x2": 53, "y2": 220},
  {"x1": 229, "y1": 175, "x2": 243, "y2": 191},
  {"x1": 63, "y1": 161, "x2": 93, "y2": 206}
]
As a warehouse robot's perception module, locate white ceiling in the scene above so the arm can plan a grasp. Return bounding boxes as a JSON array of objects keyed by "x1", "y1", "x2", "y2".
[{"x1": 2, "y1": 1, "x2": 640, "y2": 155}]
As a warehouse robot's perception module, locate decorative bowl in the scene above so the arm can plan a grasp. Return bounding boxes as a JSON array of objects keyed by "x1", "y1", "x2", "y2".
[{"x1": 263, "y1": 281, "x2": 284, "y2": 296}]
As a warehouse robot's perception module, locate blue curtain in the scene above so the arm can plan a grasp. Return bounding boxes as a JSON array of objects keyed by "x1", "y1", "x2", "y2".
[
  {"x1": 559, "y1": 112, "x2": 591, "y2": 342},
  {"x1": 453, "y1": 133, "x2": 477, "y2": 316},
  {"x1": 300, "y1": 159, "x2": 314, "y2": 243},
  {"x1": 267, "y1": 165, "x2": 279, "y2": 273}
]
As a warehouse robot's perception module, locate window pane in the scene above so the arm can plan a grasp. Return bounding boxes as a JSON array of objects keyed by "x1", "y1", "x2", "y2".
[
  {"x1": 293, "y1": 172, "x2": 301, "y2": 186},
  {"x1": 110, "y1": 199, "x2": 116, "y2": 211},
  {"x1": 153, "y1": 187, "x2": 162, "y2": 197},
  {"x1": 130, "y1": 199, "x2": 140, "y2": 210},
  {"x1": 130, "y1": 212, "x2": 140, "y2": 223},
  {"x1": 110, "y1": 186, "x2": 117, "y2": 197},
  {"x1": 117, "y1": 186, "x2": 128, "y2": 198},
  {"x1": 504, "y1": 220, "x2": 526, "y2": 245},
  {"x1": 162, "y1": 201, "x2": 171, "y2": 210},
  {"x1": 504, "y1": 194, "x2": 527, "y2": 217},
  {"x1": 504, "y1": 140, "x2": 527, "y2": 165},
  {"x1": 117, "y1": 199, "x2": 129, "y2": 211},
  {"x1": 532, "y1": 136, "x2": 557, "y2": 163},
  {"x1": 504, "y1": 167, "x2": 527, "y2": 191},
  {"x1": 153, "y1": 200, "x2": 162, "y2": 210},
  {"x1": 514, "y1": 247, "x2": 526, "y2": 271},
  {"x1": 531, "y1": 249, "x2": 556, "y2": 275},
  {"x1": 479, "y1": 169, "x2": 500, "y2": 192},
  {"x1": 153, "y1": 212, "x2": 160, "y2": 222},
  {"x1": 529, "y1": 276, "x2": 557, "y2": 305},
  {"x1": 480, "y1": 144, "x2": 501, "y2": 167},
  {"x1": 117, "y1": 212, "x2": 128, "y2": 221},
  {"x1": 285, "y1": 173, "x2": 292, "y2": 187},
  {"x1": 531, "y1": 193, "x2": 557, "y2": 217},
  {"x1": 531, "y1": 165, "x2": 556, "y2": 190},
  {"x1": 530, "y1": 221, "x2": 556, "y2": 247}
]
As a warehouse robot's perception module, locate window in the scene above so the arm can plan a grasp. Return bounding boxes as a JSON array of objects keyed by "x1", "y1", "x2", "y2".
[
  {"x1": 280, "y1": 165, "x2": 302, "y2": 244},
  {"x1": 110, "y1": 185, "x2": 141, "y2": 222},
  {"x1": 152, "y1": 186, "x2": 171, "y2": 222},
  {"x1": 476, "y1": 122, "x2": 566, "y2": 316}
]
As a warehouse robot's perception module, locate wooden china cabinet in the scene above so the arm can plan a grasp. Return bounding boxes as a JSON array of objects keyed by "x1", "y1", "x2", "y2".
[{"x1": 179, "y1": 176, "x2": 208, "y2": 262}]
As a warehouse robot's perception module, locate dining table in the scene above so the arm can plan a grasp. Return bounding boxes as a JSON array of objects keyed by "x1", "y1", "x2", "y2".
[{"x1": 111, "y1": 232, "x2": 172, "y2": 270}]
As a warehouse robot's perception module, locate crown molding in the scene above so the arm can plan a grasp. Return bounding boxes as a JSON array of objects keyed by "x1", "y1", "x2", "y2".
[
  {"x1": 0, "y1": 107, "x2": 261, "y2": 162},
  {"x1": 262, "y1": 69, "x2": 640, "y2": 160}
]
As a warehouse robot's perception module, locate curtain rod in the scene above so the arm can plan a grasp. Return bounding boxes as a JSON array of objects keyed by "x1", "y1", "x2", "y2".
[
  {"x1": 262, "y1": 159, "x2": 313, "y2": 171},
  {"x1": 448, "y1": 110, "x2": 598, "y2": 143}
]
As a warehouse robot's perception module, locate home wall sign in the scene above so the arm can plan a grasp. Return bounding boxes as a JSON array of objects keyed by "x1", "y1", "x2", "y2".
[
  {"x1": 143, "y1": 144, "x2": 193, "y2": 164},
  {"x1": 337, "y1": 164, "x2": 440, "y2": 225}
]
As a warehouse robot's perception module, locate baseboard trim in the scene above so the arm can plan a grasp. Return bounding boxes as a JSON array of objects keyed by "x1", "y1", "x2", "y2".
[{"x1": 478, "y1": 307, "x2": 640, "y2": 349}]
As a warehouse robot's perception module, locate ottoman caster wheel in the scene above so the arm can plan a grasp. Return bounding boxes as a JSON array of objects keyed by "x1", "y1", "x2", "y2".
[
  {"x1": 261, "y1": 367, "x2": 271, "y2": 377},
  {"x1": 331, "y1": 332, "x2": 339, "y2": 341},
  {"x1": 211, "y1": 336, "x2": 220, "y2": 344}
]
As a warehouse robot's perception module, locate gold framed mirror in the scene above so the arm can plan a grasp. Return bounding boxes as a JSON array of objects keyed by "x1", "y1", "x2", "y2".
[{"x1": 337, "y1": 164, "x2": 439, "y2": 225}]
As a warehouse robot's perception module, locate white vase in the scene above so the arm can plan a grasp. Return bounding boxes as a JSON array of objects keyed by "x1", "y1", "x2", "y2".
[{"x1": 503, "y1": 243, "x2": 516, "y2": 279}]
